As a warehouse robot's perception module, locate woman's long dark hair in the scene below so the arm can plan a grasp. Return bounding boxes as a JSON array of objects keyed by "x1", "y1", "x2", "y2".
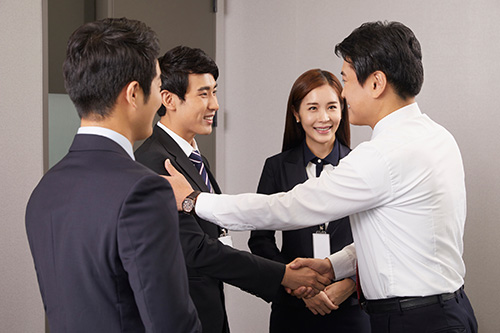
[{"x1": 282, "y1": 69, "x2": 350, "y2": 152}]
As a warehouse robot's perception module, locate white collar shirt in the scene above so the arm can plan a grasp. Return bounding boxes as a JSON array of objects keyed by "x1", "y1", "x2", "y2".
[
  {"x1": 77, "y1": 126, "x2": 135, "y2": 160},
  {"x1": 195, "y1": 103, "x2": 467, "y2": 299},
  {"x1": 156, "y1": 121, "x2": 199, "y2": 158}
]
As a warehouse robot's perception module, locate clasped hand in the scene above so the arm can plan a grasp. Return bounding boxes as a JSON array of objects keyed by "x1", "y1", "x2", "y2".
[
  {"x1": 303, "y1": 279, "x2": 356, "y2": 315},
  {"x1": 281, "y1": 257, "x2": 334, "y2": 298},
  {"x1": 163, "y1": 160, "x2": 354, "y2": 312},
  {"x1": 281, "y1": 257, "x2": 355, "y2": 315}
]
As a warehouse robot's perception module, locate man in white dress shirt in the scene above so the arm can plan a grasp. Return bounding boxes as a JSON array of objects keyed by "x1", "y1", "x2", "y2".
[{"x1": 165, "y1": 21, "x2": 478, "y2": 332}]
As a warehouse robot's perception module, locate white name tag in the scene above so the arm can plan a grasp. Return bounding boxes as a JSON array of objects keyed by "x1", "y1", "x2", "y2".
[
  {"x1": 218, "y1": 235, "x2": 233, "y2": 247},
  {"x1": 313, "y1": 233, "x2": 330, "y2": 259}
]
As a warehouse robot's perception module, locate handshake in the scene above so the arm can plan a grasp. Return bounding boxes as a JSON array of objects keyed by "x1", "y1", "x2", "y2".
[{"x1": 281, "y1": 258, "x2": 356, "y2": 316}]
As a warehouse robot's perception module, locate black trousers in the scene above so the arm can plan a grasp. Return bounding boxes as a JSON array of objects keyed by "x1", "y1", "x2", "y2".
[
  {"x1": 269, "y1": 301, "x2": 371, "y2": 333},
  {"x1": 368, "y1": 288, "x2": 477, "y2": 333}
]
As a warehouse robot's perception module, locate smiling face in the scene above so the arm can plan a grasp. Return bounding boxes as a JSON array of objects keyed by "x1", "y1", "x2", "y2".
[
  {"x1": 294, "y1": 84, "x2": 341, "y2": 154},
  {"x1": 168, "y1": 73, "x2": 218, "y2": 144}
]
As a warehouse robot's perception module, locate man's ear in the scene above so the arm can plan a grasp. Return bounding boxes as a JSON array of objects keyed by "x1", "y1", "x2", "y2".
[
  {"x1": 161, "y1": 90, "x2": 177, "y2": 111},
  {"x1": 370, "y1": 71, "x2": 387, "y2": 98},
  {"x1": 124, "y1": 81, "x2": 141, "y2": 108}
]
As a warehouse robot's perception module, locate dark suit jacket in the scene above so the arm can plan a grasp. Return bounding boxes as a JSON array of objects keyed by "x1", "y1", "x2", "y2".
[
  {"x1": 26, "y1": 134, "x2": 201, "y2": 333},
  {"x1": 135, "y1": 125, "x2": 285, "y2": 333},
  {"x1": 248, "y1": 142, "x2": 355, "y2": 309}
]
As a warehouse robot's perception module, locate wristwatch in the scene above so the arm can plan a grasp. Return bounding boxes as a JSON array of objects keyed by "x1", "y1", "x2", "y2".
[{"x1": 182, "y1": 190, "x2": 201, "y2": 215}]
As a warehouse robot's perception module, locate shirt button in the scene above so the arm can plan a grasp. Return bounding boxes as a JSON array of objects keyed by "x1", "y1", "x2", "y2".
[{"x1": 317, "y1": 159, "x2": 322, "y2": 163}]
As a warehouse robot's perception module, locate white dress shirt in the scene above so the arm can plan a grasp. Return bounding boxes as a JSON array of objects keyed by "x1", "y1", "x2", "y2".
[
  {"x1": 196, "y1": 103, "x2": 467, "y2": 299},
  {"x1": 156, "y1": 121, "x2": 200, "y2": 157},
  {"x1": 77, "y1": 126, "x2": 135, "y2": 160}
]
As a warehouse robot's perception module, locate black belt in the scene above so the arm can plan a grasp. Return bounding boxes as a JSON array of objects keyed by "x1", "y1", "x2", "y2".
[{"x1": 362, "y1": 286, "x2": 463, "y2": 314}]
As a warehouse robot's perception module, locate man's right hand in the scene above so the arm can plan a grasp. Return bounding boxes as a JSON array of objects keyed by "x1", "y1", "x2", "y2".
[
  {"x1": 289, "y1": 257, "x2": 335, "y2": 280},
  {"x1": 284, "y1": 257, "x2": 335, "y2": 298},
  {"x1": 281, "y1": 264, "x2": 331, "y2": 298},
  {"x1": 163, "y1": 159, "x2": 194, "y2": 210}
]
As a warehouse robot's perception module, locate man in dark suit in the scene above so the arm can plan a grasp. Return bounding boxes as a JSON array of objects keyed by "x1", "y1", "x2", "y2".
[
  {"x1": 25, "y1": 19, "x2": 201, "y2": 333},
  {"x1": 135, "y1": 46, "x2": 330, "y2": 333}
]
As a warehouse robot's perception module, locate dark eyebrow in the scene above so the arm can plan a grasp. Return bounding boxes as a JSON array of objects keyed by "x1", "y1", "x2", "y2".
[
  {"x1": 197, "y1": 83, "x2": 218, "y2": 92},
  {"x1": 305, "y1": 101, "x2": 339, "y2": 106}
]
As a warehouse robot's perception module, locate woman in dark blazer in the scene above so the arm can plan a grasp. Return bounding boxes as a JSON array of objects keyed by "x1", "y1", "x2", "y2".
[{"x1": 248, "y1": 69, "x2": 370, "y2": 333}]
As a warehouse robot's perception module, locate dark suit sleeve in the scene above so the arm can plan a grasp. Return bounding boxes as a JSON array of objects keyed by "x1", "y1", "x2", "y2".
[
  {"x1": 136, "y1": 145, "x2": 285, "y2": 302},
  {"x1": 248, "y1": 158, "x2": 287, "y2": 263},
  {"x1": 179, "y1": 212, "x2": 285, "y2": 302},
  {"x1": 117, "y1": 175, "x2": 201, "y2": 333}
]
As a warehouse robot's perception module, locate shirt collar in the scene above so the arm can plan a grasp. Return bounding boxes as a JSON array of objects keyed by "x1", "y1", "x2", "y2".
[
  {"x1": 156, "y1": 121, "x2": 199, "y2": 157},
  {"x1": 372, "y1": 102, "x2": 422, "y2": 139},
  {"x1": 303, "y1": 139, "x2": 340, "y2": 167},
  {"x1": 77, "y1": 126, "x2": 135, "y2": 160}
]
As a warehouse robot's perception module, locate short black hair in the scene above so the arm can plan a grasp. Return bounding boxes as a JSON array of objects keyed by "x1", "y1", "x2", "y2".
[
  {"x1": 63, "y1": 17, "x2": 160, "y2": 119},
  {"x1": 335, "y1": 21, "x2": 423, "y2": 99},
  {"x1": 157, "y1": 46, "x2": 219, "y2": 116}
]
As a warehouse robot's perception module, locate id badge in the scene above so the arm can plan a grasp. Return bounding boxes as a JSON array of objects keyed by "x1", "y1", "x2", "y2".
[
  {"x1": 218, "y1": 235, "x2": 233, "y2": 247},
  {"x1": 313, "y1": 233, "x2": 330, "y2": 259}
]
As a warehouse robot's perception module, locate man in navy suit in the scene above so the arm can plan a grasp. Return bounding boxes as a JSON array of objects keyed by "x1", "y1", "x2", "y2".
[
  {"x1": 25, "y1": 18, "x2": 201, "y2": 332},
  {"x1": 135, "y1": 46, "x2": 331, "y2": 333}
]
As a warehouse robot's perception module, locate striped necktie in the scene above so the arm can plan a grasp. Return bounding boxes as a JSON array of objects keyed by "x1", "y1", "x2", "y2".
[{"x1": 189, "y1": 150, "x2": 212, "y2": 193}]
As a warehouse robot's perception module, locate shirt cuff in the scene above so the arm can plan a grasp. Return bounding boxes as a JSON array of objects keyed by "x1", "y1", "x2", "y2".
[
  {"x1": 327, "y1": 243, "x2": 357, "y2": 281},
  {"x1": 195, "y1": 193, "x2": 256, "y2": 231},
  {"x1": 195, "y1": 192, "x2": 214, "y2": 221}
]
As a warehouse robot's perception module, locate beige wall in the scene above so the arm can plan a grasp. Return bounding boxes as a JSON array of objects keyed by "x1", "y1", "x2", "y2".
[
  {"x1": 217, "y1": 1, "x2": 500, "y2": 332},
  {"x1": 0, "y1": 0, "x2": 46, "y2": 332}
]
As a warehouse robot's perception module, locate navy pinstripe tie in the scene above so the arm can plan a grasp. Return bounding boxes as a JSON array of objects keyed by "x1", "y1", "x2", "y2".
[{"x1": 189, "y1": 150, "x2": 212, "y2": 193}]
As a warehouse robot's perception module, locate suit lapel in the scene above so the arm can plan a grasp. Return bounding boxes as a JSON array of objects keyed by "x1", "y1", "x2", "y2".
[
  {"x1": 152, "y1": 126, "x2": 210, "y2": 192},
  {"x1": 283, "y1": 145, "x2": 308, "y2": 190}
]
